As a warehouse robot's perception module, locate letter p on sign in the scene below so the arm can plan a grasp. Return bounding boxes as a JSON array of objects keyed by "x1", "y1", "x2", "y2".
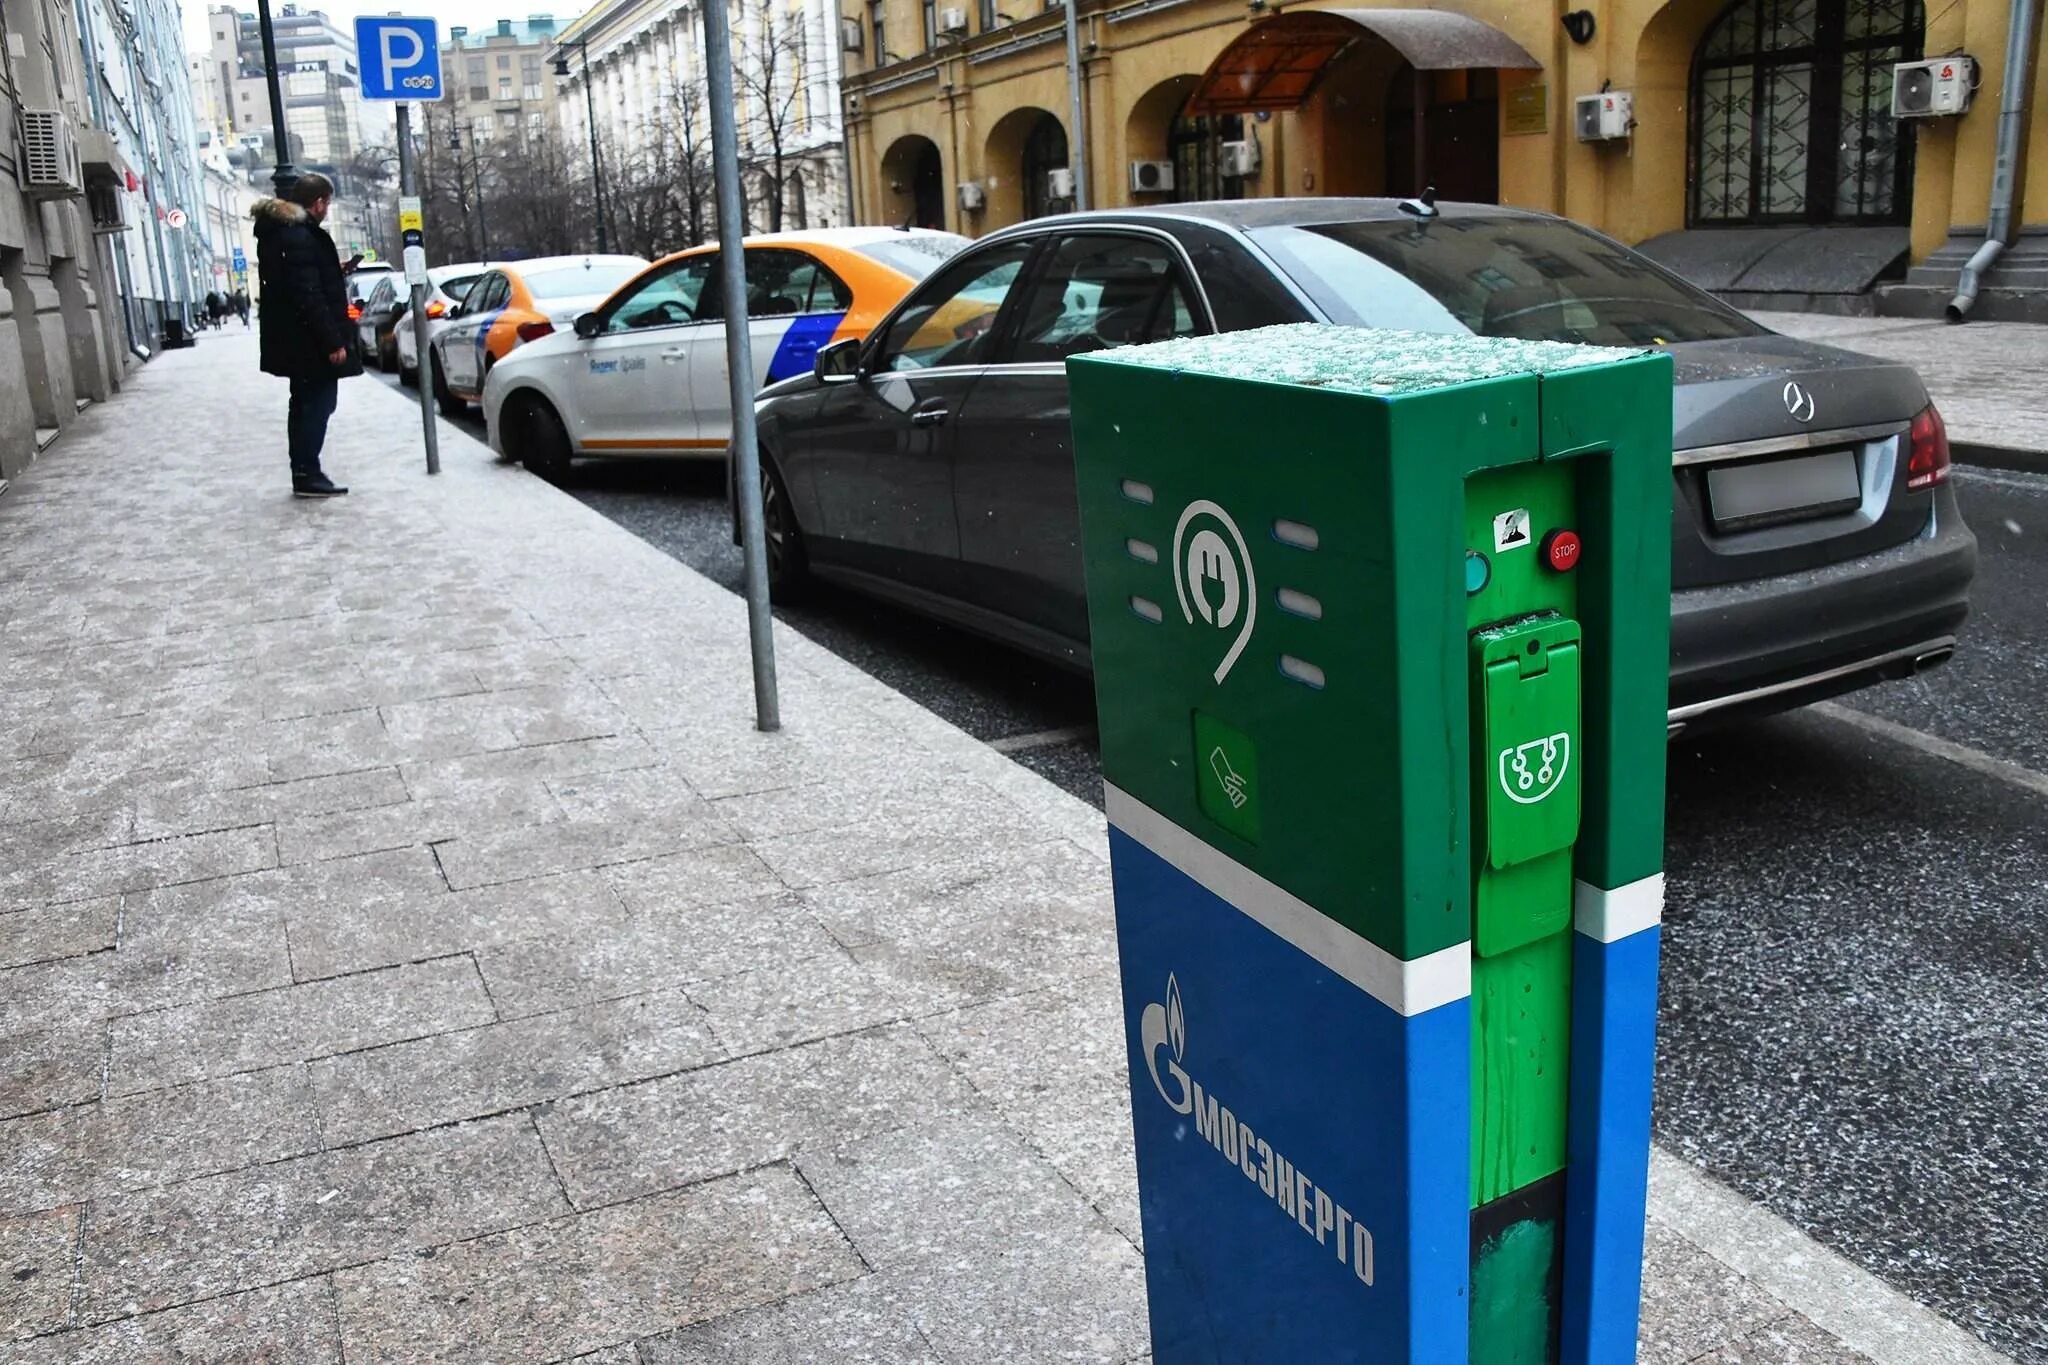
[{"x1": 354, "y1": 16, "x2": 443, "y2": 102}]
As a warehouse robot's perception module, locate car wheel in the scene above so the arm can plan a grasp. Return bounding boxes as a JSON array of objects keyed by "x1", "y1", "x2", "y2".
[
  {"x1": 760, "y1": 455, "x2": 810, "y2": 604},
  {"x1": 432, "y1": 355, "x2": 465, "y2": 418},
  {"x1": 518, "y1": 396, "x2": 574, "y2": 485},
  {"x1": 380, "y1": 338, "x2": 398, "y2": 371},
  {"x1": 363, "y1": 338, "x2": 382, "y2": 371},
  {"x1": 398, "y1": 361, "x2": 418, "y2": 388}
]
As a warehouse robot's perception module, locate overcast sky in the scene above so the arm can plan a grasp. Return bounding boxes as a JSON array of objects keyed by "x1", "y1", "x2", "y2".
[{"x1": 180, "y1": 0, "x2": 593, "y2": 48}]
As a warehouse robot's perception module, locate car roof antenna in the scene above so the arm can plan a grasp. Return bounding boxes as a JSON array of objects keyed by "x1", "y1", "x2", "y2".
[
  {"x1": 1398, "y1": 186, "x2": 1439, "y2": 219},
  {"x1": 897, "y1": 211, "x2": 914, "y2": 232}
]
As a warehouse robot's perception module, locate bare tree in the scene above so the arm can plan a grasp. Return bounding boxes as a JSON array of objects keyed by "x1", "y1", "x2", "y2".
[
  {"x1": 660, "y1": 74, "x2": 716, "y2": 248},
  {"x1": 735, "y1": 0, "x2": 813, "y2": 233}
]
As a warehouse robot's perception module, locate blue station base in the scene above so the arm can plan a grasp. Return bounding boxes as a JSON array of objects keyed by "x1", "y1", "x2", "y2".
[{"x1": 1107, "y1": 804, "x2": 1471, "y2": 1365}]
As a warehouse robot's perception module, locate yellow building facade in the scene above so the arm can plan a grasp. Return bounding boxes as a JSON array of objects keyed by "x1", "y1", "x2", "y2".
[{"x1": 841, "y1": 0, "x2": 2046, "y2": 307}]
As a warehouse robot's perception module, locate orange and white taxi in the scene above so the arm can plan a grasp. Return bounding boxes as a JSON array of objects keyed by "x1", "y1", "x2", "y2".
[
  {"x1": 430, "y1": 254, "x2": 648, "y2": 414},
  {"x1": 482, "y1": 227, "x2": 967, "y2": 479}
]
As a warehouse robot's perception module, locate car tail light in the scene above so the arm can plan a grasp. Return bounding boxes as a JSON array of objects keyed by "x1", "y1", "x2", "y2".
[
  {"x1": 426, "y1": 299, "x2": 447, "y2": 319},
  {"x1": 347, "y1": 302, "x2": 363, "y2": 321},
  {"x1": 516, "y1": 320, "x2": 555, "y2": 343},
  {"x1": 1906, "y1": 403, "x2": 1951, "y2": 490}
]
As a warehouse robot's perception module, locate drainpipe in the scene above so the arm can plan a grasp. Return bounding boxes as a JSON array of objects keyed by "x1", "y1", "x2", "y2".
[
  {"x1": 1948, "y1": 0, "x2": 2042, "y2": 321},
  {"x1": 1063, "y1": 0, "x2": 1089, "y2": 209}
]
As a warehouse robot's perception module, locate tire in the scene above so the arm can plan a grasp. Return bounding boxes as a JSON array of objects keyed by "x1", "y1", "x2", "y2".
[
  {"x1": 362, "y1": 337, "x2": 382, "y2": 372},
  {"x1": 759, "y1": 455, "x2": 810, "y2": 604},
  {"x1": 517, "y1": 396, "x2": 573, "y2": 485},
  {"x1": 432, "y1": 354, "x2": 465, "y2": 418},
  {"x1": 398, "y1": 361, "x2": 418, "y2": 388},
  {"x1": 379, "y1": 337, "x2": 398, "y2": 372}
]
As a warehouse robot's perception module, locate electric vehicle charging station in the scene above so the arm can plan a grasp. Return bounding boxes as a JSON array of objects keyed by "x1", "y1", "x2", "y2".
[{"x1": 1069, "y1": 324, "x2": 1673, "y2": 1364}]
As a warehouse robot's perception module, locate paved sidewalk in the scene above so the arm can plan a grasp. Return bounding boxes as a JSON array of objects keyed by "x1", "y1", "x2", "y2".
[
  {"x1": 0, "y1": 335, "x2": 2000, "y2": 1363},
  {"x1": 1752, "y1": 311, "x2": 2048, "y2": 462}
]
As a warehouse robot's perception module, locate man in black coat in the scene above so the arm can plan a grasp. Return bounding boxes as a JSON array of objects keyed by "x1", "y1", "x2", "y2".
[{"x1": 253, "y1": 172, "x2": 362, "y2": 498}]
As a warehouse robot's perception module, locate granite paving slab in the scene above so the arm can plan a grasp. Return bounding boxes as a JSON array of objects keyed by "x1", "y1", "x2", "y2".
[
  {"x1": 106, "y1": 956, "x2": 497, "y2": 1095},
  {"x1": 0, "y1": 897, "x2": 118, "y2": 971},
  {"x1": 78, "y1": 1114, "x2": 567, "y2": 1320},
  {"x1": 0, "y1": 1206, "x2": 78, "y2": 1343},
  {"x1": 309, "y1": 987, "x2": 724, "y2": 1147},
  {"x1": 637, "y1": 1272, "x2": 944, "y2": 1364},
  {"x1": 331, "y1": 1165, "x2": 863, "y2": 1364},
  {"x1": 0, "y1": 1276, "x2": 342, "y2": 1364}
]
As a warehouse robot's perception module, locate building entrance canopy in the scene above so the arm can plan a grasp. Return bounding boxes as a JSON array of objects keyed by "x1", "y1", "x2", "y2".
[{"x1": 1184, "y1": 8, "x2": 1540, "y2": 115}]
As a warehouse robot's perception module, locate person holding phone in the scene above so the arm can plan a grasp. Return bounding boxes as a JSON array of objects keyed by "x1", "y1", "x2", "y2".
[{"x1": 251, "y1": 171, "x2": 362, "y2": 498}]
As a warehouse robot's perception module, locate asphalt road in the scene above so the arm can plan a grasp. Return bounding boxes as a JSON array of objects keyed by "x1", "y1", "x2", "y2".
[{"x1": 394, "y1": 372, "x2": 2041, "y2": 1361}]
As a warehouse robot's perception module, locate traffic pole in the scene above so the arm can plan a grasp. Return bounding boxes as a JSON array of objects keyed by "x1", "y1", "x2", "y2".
[
  {"x1": 395, "y1": 103, "x2": 440, "y2": 476},
  {"x1": 701, "y1": 0, "x2": 780, "y2": 732}
]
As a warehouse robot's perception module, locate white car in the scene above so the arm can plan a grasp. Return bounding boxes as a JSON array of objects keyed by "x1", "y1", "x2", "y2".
[
  {"x1": 430, "y1": 254, "x2": 649, "y2": 416},
  {"x1": 483, "y1": 227, "x2": 967, "y2": 481},
  {"x1": 394, "y1": 262, "x2": 486, "y2": 388}
]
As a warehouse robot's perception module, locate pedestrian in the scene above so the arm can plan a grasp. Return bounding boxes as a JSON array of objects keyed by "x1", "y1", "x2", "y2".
[
  {"x1": 233, "y1": 288, "x2": 250, "y2": 329},
  {"x1": 204, "y1": 291, "x2": 222, "y2": 328},
  {"x1": 252, "y1": 172, "x2": 360, "y2": 498}
]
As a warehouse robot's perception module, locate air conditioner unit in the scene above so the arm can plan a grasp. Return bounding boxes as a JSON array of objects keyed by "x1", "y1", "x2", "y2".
[
  {"x1": 1046, "y1": 166, "x2": 1077, "y2": 201},
  {"x1": 1218, "y1": 139, "x2": 1259, "y2": 179},
  {"x1": 841, "y1": 17, "x2": 863, "y2": 52},
  {"x1": 938, "y1": 5, "x2": 969, "y2": 34},
  {"x1": 1893, "y1": 56, "x2": 1974, "y2": 117},
  {"x1": 957, "y1": 180, "x2": 986, "y2": 213},
  {"x1": 1129, "y1": 159, "x2": 1174, "y2": 194},
  {"x1": 1574, "y1": 91, "x2": 1633, "y2": 141},
  {"x1": 19, "y1": 109, "x2": 84, "y2": 201}
]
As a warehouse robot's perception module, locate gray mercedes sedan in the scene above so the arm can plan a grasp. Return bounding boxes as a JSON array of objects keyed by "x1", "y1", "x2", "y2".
[{"x1": 750, "y1": 200, "x2": 1975, "y2": 727}]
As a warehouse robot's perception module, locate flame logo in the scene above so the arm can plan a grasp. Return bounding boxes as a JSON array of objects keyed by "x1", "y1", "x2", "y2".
[
  {"x1": 1166, "y1": 973, "x2": 1186, "y2": 1063},
  {"x1": 1142, "y1": 973, "x2": 1194, "y2": 1114}
]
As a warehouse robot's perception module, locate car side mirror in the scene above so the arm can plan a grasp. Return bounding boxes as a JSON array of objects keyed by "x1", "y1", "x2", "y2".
[
  {"x1": 574, "y1": 312, "x2": 603, "y2": 340},
  {"x1": 814, "y1": 336, "x2": 862, "y2": 383}
]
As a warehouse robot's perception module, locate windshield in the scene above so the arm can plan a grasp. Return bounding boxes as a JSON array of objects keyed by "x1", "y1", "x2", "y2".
[
  {"x1": 854, "y1": 233, "x2": 971, "y2": 282},
  {"x1": 523, "y1": 263, "x2": 643, "y2": 301},
  {"x1": 1249, "y1": 217, "x2": 1765, "y2": 347}
]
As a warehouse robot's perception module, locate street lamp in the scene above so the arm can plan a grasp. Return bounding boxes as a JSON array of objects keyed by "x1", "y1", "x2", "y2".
[
  {"x1": 552, "y1": 38, "x2": 611, "y2": 253},
  {"x1": 448, "y1": 123, "x2": 493, "y2": 258},
  {"x1": 254, "y1": 0, "x2": 296, "y2": 194}
]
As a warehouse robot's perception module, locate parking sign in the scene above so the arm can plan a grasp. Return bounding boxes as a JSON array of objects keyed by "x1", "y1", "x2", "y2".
[{"x1": 354, "y1": 16, "x2": 442, "y2": 101}]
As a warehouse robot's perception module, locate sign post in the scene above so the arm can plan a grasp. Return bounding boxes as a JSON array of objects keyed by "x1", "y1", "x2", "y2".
[
  {"x1": 356, "y1": 16, "x2": 443, "y2": 476},
  {"x1": 1069, "y1": 325, "x2": 1673, "y2": 1362}
]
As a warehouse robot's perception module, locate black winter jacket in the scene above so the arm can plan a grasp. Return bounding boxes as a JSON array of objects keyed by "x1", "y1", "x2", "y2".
[{"x1": 252, "y1": 198, "x2": 363, "y2": 380}]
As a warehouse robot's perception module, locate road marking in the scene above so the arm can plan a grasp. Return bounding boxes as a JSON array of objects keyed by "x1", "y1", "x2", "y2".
[
  {"x1": 1812, "y1": 702, "x2": 2048, "y2": 803},
  {"x1": 1648, "y1": 1149, "x2": 2017, "y2": 1365},
  {"x1": 988, "y1": 725, "x2": 1097, "y2": 754}
]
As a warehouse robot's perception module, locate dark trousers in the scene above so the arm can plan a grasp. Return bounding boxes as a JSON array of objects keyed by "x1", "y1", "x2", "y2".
[{"x1": 287, "y1": 376, "x2": 339, "y2": 479}]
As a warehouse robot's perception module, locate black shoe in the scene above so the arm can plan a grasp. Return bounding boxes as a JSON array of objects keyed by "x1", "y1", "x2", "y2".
[{"x1": 292, "y1": 474, "x2": 348, "y2": 498}]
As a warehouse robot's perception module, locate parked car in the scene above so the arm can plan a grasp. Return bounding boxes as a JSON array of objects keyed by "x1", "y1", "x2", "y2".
[
  {"x1": 344, "y1": 261, "x2": 396, "y2": 318},
  {"x1": 395, "y1": 263, "x2": 485, "y2": 387},
  {"x1": 353, "y1": 275, "x2": 407, "y2": 371},
  {"x1": 484, "y1": 227, "x2": 967, "y2": 482},
  {"x1": 429, "y1": 254, "x2": 648, "y2": 416},
  {"x1": 748, "y1": 199, "x2": 1976, "y2": 728}
]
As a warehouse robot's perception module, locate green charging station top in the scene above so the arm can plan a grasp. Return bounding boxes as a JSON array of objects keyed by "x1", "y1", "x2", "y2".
[{"x1": 1069, "y1": 324, "x2": 1673, "y2": 966}]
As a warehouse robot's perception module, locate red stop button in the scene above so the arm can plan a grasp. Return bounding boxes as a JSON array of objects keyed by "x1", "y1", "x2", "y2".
[{"x1": 1543, "y1": 529, "x2": 1582, "y2": 572}]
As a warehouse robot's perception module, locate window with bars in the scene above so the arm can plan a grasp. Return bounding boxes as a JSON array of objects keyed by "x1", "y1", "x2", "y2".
[{"x1": 1690, "y1": 0, "x2": 1921, "y2": 227}]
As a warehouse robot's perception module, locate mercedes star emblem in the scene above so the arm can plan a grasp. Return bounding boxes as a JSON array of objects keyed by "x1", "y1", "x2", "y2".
[{"x1": 1783, "y1": 380, "x2": 1817, "y2": 423}]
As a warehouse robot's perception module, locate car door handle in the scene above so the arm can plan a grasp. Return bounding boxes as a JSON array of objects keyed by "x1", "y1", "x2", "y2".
[
  {"x1": 910, "y1": 402, "x2": 949, "y2": 428},
  {"x1": 661, "y1": 347, "x2": 688, "y2": 361}
]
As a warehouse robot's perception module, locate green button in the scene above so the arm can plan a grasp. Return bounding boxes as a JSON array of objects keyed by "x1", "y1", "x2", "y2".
[{"x1": 1193, "y1": 710, "x2": 1261, "y2": 845}]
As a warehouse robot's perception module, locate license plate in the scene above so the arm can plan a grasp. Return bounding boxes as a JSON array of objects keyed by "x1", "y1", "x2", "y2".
[{"x1": 1706, "y1": 449, "x2": 1862, "y2": 531}]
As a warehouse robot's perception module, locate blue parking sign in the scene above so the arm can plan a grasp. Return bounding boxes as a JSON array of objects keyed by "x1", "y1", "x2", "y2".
[{"x1": 355, "y1": 16, "x2": 442, "y2": 101}]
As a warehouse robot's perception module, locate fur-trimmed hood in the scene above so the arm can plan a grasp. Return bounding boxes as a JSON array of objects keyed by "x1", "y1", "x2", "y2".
[{"x1": 251, "y1": 197, "x2": 311, "y2": 228}]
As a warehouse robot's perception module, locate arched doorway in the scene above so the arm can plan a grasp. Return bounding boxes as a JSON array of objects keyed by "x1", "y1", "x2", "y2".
[
  {"x1": 1125, "y1": 75, "x2": 1245, "y2": 203},
  {"x1": 985, "y1": 107, "x2": 1069, "y2": 228},
  {"x1": 1184, "y1": 9, "x2": 1538, "y2": 204},
  {"x1": 880, "y1": 134, "x2": 946, "y2": 229},
  {"x1": 1690, "y1": 0, "x2": 1922, "y2": 226},
  {"x1": 1022, "y1": 114, "x2": 1071, "y2": 219}
]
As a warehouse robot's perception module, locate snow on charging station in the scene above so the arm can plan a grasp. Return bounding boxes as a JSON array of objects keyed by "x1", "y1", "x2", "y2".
[{"x1": 1070, "y1": 323, "x2": 1673, "y2": 1363}]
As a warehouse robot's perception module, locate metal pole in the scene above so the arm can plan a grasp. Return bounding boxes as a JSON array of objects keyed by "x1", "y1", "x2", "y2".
[
  {"x1": 255, "y1": 0, "x2": 297, "y2": 194},
  {"x1": 581, "y1": 49, "x2": 610, "y2": 253},
  {"x1": 703, "y1": 0, "x2": 781, "y2": 731},
  {"x1": 471, "y1": 133, "x2": 492, "y2": 257},
  {"x1": 1412, "y1": 66, "x2": 1427, "y2": 195},
  {"x1": 397, "y1": 105, "x2": 441, "y2": 476},
  {"x1": 1062, "y1": 0, "x2": 1088, "y2": 210}
]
